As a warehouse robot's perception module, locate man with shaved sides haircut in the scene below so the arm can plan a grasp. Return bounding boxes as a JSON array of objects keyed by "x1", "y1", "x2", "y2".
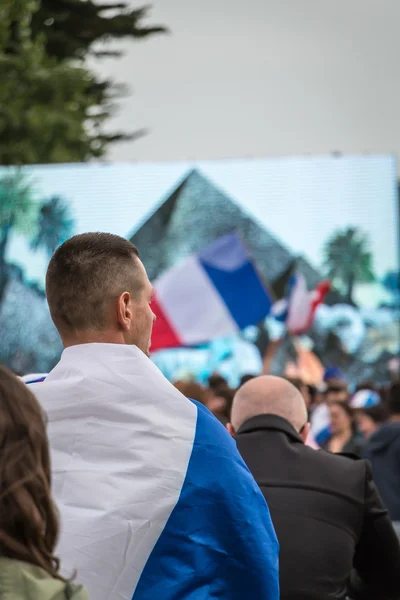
[
  {"x1": 30, "y1": 234, "x2": 279, "y2": 600},
  {"x1": 228, "y1": 376, "x2": 400, "y2": 600}
]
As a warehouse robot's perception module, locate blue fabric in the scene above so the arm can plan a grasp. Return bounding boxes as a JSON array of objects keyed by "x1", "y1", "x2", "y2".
[
  {"x1": 200, "y1": 260, "x2": 272, "y2": 329},
  {"x1": 323, "y1": 367, "x2": 345, "y2": 382},
  {"x1": 364, "y1": 391, "x2": 381, "y2": 407},
  {"x1": 133, "y1": 401, "x2": 280, "y2": 599},
  {"x1": 315, "y1": 425, "x2": 331, "y2": 446},
  {"x1": 198, "y1": 232, "x2": 248, "y2": 271}
]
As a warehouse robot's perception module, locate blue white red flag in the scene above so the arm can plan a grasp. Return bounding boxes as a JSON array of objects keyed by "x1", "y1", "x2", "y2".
[
  {"x1": 30, "y1": 343, "x2": 279, "y2": 600},
  {"x1": 151, "y1": 232, "x2": 273, "y2": 351},
  {"x1": 272, "y1": 273, "x2": 330, "y2": 335}
]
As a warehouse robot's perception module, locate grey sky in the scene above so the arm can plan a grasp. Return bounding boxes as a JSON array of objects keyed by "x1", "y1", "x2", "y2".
[{"x1": 92, "y1": 0, "x2": 400, "y2": 163}]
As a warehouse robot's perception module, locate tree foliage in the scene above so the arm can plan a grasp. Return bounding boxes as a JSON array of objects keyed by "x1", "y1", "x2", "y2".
[
  {"x1": 0, "y1": 0, "x2": 166, "y2": 165},
  {"x1": 323, "y1": 227, "x2": 375, "y2": 304},
  {"x1": 0, "y1": 170, "x2": 74, "y2": 303},
  {"x1": 382, "y1": 270, "x2": 400, "y2": 303},
  {"x1": 31, "y1": 0, "x2": 166, "y2": 60},
  {"x1": 31, "y1": 195, "x2": 74, "y2": 256}
]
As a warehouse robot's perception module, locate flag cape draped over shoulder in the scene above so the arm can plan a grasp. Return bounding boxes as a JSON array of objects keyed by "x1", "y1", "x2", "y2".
[{"x1": 30, "y1": 344, "x2": 279, "y2": 600}]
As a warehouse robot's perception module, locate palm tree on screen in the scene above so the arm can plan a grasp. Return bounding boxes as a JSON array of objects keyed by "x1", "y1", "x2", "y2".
[
  {"x1": 323, "y1": 227, "x2": 375, "y2": 304},
  {"x1": 30, "y1": 195, "x2": 74, "y2": 257},
  {"x1": 0, "y1": 172, "x2": 37, "y2": 304}
]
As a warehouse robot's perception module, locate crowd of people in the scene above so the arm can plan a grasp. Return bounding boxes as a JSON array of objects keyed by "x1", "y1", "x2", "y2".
[{"x1": 0, "y1": 231, "x2": 399, "y2": 599}]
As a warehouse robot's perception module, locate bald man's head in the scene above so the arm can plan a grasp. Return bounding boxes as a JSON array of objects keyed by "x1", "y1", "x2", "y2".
[{"x1": 230, "y1": 376, "x2": 308, "y2": 434}]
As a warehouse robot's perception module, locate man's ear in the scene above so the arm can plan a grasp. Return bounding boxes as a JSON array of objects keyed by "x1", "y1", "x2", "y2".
[
  {"x1": 300, "y1": 422, "x2": 310, "y2": 443},
  {"x1": 117, "y1": 291, "x2": 132, "y2": 331},
  {"x1": 226, "y1": 423, "x2": 235, "y2": 438}
]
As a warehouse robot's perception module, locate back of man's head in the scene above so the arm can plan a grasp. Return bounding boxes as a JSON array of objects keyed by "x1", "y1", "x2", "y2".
[
  {"x1": 46, "y1": 232, "x2": 154, "y2": 353},
  {"x1": 229, "y1": 375, "x2": 309, "y2": 440}
]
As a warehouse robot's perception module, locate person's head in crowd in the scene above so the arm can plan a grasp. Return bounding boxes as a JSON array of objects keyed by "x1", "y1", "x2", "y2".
[
  {"x1": 46, "y1": 233, "x2": 156, "y2": 356},
  {"x1": 329, "y1": 401, "x2": 356, "y2": 437},
  {"x1": 356, "y1": 404, "x2": 388, "y2": 440},
  {"x1": 355, "y1": 381, "x2": 378, "y2": 394},
  {"x1": 284, "y1": 377, "x2": 312, "y2": 410},
  {"x1": 324, "y1": 381, "x2": 349, "y2": 405},
  {"x1": 0, "y1": 365, "x2": 61, "y2": 577},
  {"x1": 174, "y1": 380, "x2": 207, "y2": 405},
  {"x1": 239, "y1": 374, "x2": 256, "y2": 388},
  {"x1": 388, "y1": 357, "x2": 400, "y2": 383},
  {"x1": 228, "y1": 376, "x2": 309, "y2": 442},
  {"x1": 388, "y1": 382, "x2": 400, "y2": 421},
  {"x1": 207, "y1": 373, "x2": 228, "y2": 391},
  {"x1": 207, "y1": 384, "x2": 235, "y2": 425},
  {"x1": 323, "y1": 400, "x2": 364, "y2": 456},
  {"x1": 323, "y1": 366, "x2": 345, "y2": 383}
]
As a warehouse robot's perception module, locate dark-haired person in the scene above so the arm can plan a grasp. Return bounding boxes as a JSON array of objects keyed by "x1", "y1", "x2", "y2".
[
  {"x1": 322, "y1": 401, "x2": 364, "y2": 456},
  {"x1": 356, "y1": 404, "x2": 388, "y2": 440},
  {"x1": 0, "y1": 365, "x2": 88, "y2": 600},
  {"x1": 207, "y1": 384, "x2": 235, "y2": 425},
  {"x1": 239, "y1": 373, "x2": 256, "y2": 387},
  {"x1": 173, "y1": 379, "x2": 207, "y2": 405},
  {"x1": 310, "y1": 380, "x2": 350, "y2": 447},
  {"x1": 30, "y1": 233, "x2": 279, "y2": 600},
  {"x1": 364, "y1": 382, "x2": 400, "y2": 534}
]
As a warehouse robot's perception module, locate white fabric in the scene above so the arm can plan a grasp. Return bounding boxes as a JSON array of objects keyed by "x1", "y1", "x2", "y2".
[
  {"x1": 31, "y1": 343, "x2": 197, "y2": 600},
  {"x1": 310, "y1": 403, "x2": 330, "y2": 438},
  {"x1": 155, "y1": 255, "x2": 239, "y2": 344},
  {"x1": 286, "y1": 274, "x2": 311, "y2": 334},
  {"x1": 21, "y1": 373, "x2": 47, "y2": 382}
]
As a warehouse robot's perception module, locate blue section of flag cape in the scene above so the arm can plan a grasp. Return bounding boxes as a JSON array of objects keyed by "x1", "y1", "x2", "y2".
[{"x1": 133, "y1": 401, "x2": 280, "y2": 599}]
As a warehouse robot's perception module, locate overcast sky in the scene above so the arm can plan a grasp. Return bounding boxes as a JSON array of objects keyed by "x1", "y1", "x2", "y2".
[{"x1": 92, "y1": 0, "x2": 400, "y2": 163}]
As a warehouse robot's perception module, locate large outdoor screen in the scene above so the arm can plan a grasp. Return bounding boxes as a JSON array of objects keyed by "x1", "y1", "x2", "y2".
[{"x1": 0, "y1": 155, "x2": 398, "y2": 383}]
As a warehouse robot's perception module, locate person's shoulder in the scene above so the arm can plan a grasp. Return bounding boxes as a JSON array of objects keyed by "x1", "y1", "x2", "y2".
[
  {"x1": 303, "y1": 443, "x2": 368, "y2": 477},
  {"x1": 0, "y1": 558, "x2": 88, "y2": 600},
  {"x1": 188, "y1": 399, "x2": 260, "y2": 484},
  {"x1": 190, "y1": 399, "x2": 238, "y2": 453}
]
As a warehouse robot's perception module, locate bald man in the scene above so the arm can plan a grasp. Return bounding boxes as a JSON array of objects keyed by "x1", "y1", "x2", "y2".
[{"x1": 228, "y1": 376, "x2": 400, "y2": 600}]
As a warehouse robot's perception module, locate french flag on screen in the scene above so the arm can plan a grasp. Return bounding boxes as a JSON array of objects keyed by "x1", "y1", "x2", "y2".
[
  {"x1": 151, "y1": 232, "x2": 273, "y2": 351},
  {"x1": 272, "y1": 273, "x2": 330, "y2": 336}
]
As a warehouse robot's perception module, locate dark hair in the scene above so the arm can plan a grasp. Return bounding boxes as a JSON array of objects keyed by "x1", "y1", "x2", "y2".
[
  {"x1": 355, "y1": 381, "x2": 378, "y2": 393},
  {"x1": 357, "y1": 404, "x2": 388, "y2": 424},
  {"x1": 214, "y1": 384, "x2": 235, "y2": 420},
  {"x1": 325, "y1": 380, "x2": 348, "y2": 393},
  {"x1": 174, "y1": 381, "x2": 207, "y2": 405},
  {"x1": 389, "y1": 382, "x2": 400, "y2": 416},
  {"x1": 207, "y1": 374, "x2": 228, "y2": 391},
  {"x1": 330, "y1": 400, "x2": 356, "y2": 432},
  {"x1": 239, "y1": 374, "x2": 256, "y2": 387},
  {"x1": 0, "y1": 365, "x2": 61, "y2": 578},
  {"x1": 46, "y1": 232, "x2": 141, "y2": 334}
]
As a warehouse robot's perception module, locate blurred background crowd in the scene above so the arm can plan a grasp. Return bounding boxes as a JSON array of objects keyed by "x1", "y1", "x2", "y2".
[{"x1": 0, "y1": 1, "x2": 400, "y2": 598}]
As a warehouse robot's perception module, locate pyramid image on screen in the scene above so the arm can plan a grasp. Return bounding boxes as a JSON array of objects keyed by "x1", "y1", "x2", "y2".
[{"x1": 129, "y1": 169, "x2": 336, "y2": 301}]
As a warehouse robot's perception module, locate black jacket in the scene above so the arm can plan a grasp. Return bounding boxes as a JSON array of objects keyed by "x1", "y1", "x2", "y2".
[
  {"x1": 235, "y1": 414, "x2": 400, "y2": 600},
  {"x1": 322, "y1": 434, "x2": 364, "y2": 457},
  {"x1": 363, "y1": 422, "x2": 400, "y2": 521}
]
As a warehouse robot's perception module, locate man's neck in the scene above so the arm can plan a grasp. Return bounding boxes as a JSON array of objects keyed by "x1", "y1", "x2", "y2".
[
  {"x1": 389, "y1": 415, "x2": 400, "y2": 423},
  {"x1": 63, "y1": 330, "x2": 125, "y2": 348}
]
